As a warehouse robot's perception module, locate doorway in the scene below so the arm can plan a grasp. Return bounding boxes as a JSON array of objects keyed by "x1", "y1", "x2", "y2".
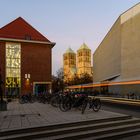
[{"x1": 33, "y1": 82, "x2": 51, "y2": 95}]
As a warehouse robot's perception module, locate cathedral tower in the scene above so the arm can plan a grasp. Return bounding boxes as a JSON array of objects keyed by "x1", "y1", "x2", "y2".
[
  {"x1": 63, "y1": 48, "x2": 76, "y2": 82},
  {"x1": 77, "y1": 43, "x2": 92, "y2": 76}
]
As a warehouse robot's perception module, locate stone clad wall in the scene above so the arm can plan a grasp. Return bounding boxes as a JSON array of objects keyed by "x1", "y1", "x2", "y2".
[
  {"x1": 93, "y1": 18, "x2": 121, "y2": 82},
  {"x1": 121, "y1": 12, "x2": 140, "y2": 80},
  {"x1": 120, "y1": 9, "x2": 140, "y2": 95},
  {"x1": 93, "y1": 3, "x2": 140, "y2": 95}
]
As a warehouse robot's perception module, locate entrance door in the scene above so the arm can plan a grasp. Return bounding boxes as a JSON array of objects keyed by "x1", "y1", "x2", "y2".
[{"x1": 34, "y1": 83, "x2": 49, "y2": 95}]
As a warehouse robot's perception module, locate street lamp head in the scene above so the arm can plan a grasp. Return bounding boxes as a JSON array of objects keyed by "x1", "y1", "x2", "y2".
[
  {"x1": 25, "y1": 74, "x2": 27, "y2": 79},
  {"x1": 25, "y1": 74, "x2": 30, "y2": 79}
]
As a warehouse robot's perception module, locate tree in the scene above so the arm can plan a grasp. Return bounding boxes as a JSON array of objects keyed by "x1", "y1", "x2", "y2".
[
  {"x1": 66, "y1": 73, "x2": 93, "y2": 86},
  {"x1": 57, "y1": 68, "x2": 64, "y2": 80},
  {"x1": 80, "y1": 73, "x2": 93, "y2": 84},
  {"x1": 70, "y1": 74, "x2": 80, "y2": 85},
  {"x1": 52, "y1": 68, "x2": 65, "y2": 93},
  {"x1": 52, "y1": 75, "x2": 59, "y2": 93}
]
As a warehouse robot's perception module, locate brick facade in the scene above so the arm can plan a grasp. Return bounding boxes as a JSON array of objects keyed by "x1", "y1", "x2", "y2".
[
  {"x1": 21, "y1": 42, "x2": 52, "y2": 94},
  {"x1": 0, "y1": 17, "x2": 55, "y2": 96}
]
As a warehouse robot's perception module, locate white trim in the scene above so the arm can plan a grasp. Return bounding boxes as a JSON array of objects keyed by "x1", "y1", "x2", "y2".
[
  {"x1": 0, "y1": 38, "x2": 55, "y2": 47},
  {"x1": 33, "y1": 82, "x2": 51, "y2": 84}
]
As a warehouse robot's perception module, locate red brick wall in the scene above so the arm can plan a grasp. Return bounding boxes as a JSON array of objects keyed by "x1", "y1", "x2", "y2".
[
  {"x1": 21, "y1": 42, "x2": 52, "y2": 94},
  {"x1": 0, "y1": 41, "x2": 52, "y2": 95}
]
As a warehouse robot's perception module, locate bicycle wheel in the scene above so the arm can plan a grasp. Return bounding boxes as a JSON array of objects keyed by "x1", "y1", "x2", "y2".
[
  {"x1": 59, "y1": 101, "x2": 70, "y2": 112},
  {"x1": 50, "y1": 96, "x2": 58, "y2": 107},
  {"x1": 19, "y1": 98, "x2": 25, "y2": 104},
  {"x1": 93, "y1": 98, "x2": 101, "y2": 112},
  {"x1": 60, "y1": 97, "x2": 71, "y2": 112}
]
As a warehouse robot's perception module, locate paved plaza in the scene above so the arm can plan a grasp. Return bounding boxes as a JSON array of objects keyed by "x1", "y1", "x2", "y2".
[{"x1": 0, "y1": 100, "x2": 129, "y2": 132}]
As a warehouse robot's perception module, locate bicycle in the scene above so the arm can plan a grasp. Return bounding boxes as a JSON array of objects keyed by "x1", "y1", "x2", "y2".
[
  {"x1": 81, "y1": 96, "x2": 101, "y2": 114},
  {"x1": 59, "y1": 93, "x2": 88, "y2": 114}
]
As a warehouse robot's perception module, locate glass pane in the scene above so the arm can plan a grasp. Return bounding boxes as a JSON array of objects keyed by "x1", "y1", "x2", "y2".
[
  {"x1": 6, "y1": 42, "x2": 21, "y2": 88},
  {"x1": 6, "y1": 77, "x2": 20, "y2": 88}
]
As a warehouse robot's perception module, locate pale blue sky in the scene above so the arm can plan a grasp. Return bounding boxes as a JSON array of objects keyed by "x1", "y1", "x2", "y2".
[{"x1": 0, "y1": 0, "x2": 140, "y2": 75}]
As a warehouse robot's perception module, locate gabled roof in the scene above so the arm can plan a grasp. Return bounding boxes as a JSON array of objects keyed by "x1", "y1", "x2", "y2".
[
  {"x1": 0, "y1": 17, "x2": 51, "y2": 43},
  {"x1": 65, "y1": 47, "x2": 75, "y2": 54},
  {"x1": 78, "y1": 43, "x2": 90, "y2": 50}
]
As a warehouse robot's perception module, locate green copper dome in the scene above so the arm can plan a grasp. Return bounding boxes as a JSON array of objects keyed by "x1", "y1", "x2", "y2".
[
  {"x1": 65, "y1": 47, "x2": 75, "y2": 54},
  {"x1": 79, "y1": 43, "x2": 90, "y2": 50}
]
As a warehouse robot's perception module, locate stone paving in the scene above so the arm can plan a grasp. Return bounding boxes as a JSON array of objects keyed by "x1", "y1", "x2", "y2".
[{"x1": 0, "y1": 100, "x2": 128, "y2": 132}]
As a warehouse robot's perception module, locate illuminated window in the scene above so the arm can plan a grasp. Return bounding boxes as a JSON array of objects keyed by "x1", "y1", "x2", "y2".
[{"x1": 6, "y1": 42, "x2": 21, "y2": 89}]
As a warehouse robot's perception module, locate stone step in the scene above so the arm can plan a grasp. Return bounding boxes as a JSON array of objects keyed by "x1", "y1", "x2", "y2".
[
  {"x1": 0, "y1": 115, "x2": 131, "y2": 137},
  {"x1": 48, "y1": 122, "x2": 140, "y2": 140},
  {"x1": 0, "y1": 116, "x2": 139, "y2": 140},
  {"x1": 91, "y1": 128, "x2": 140, "y2": 140}
]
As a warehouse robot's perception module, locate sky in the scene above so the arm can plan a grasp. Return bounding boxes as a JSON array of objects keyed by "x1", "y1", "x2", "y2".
[{"x1": 0, "y1": 0, "x2": 140, "y2": 75}]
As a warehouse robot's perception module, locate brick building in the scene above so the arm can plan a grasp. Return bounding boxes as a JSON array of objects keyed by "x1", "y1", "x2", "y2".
[{"x1": 0, "y1": 17, "x2": 55, "y2": 96}]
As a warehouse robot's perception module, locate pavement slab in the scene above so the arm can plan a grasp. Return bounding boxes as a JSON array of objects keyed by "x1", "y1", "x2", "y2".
[{"x1": 0, "y1": 100, "x2": 130, "y2": 131}]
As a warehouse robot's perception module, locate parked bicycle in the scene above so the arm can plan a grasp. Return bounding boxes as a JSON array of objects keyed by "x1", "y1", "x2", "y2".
[
  {"x1": 79, "y1": 96, "x2": 101, "y2": 114},
  {"x1": 59, "y1": 93, "x2": 88, "y2": 114},
  {"x1": 19, "y1": 94, "x2": 35, "y2": 104},
  {"x1": 50, "y1": 93, "x2": 62, "y2": 107}
]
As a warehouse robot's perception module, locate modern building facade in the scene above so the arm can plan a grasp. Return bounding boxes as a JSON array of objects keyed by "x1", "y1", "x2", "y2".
[
  {"x1": 93, "y1": 3, "x2": 140, "y2": 95},
  {"x1": 63, "y1": 43, "x2": 92, "y2": 82},
  {"x1": 0, "y1": 17, "x2": 55, "y2": 96}
]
